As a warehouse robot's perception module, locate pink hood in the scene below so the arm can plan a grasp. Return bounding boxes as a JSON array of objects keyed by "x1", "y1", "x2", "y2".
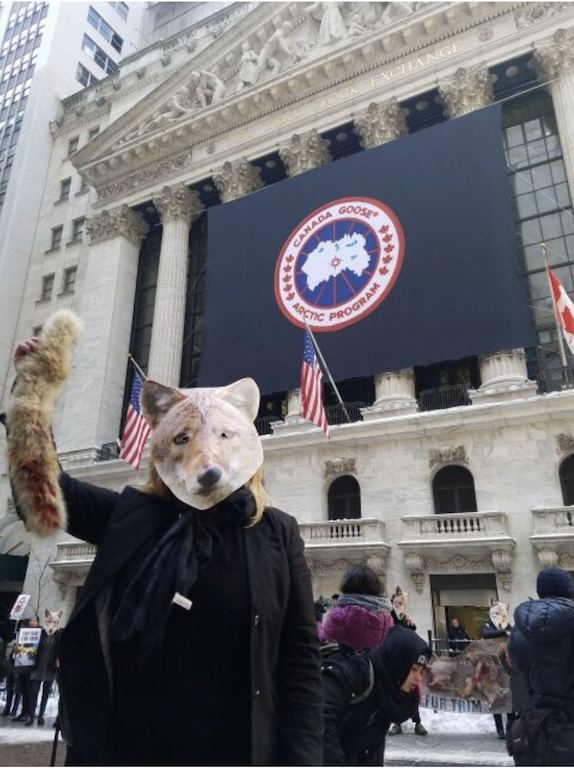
[{"x1": 319, "y1": 596, "x2": 394, "y2": 652}]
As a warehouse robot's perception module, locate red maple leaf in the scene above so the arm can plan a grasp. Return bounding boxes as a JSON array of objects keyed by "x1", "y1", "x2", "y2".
[
  {"x1": 286, "y1": 293, "x2": 295, "y2": 301},
  {"x1": 379, "y1": 225, "x2": 389, "y2": 235},
  {"x1": 283, "y1": 265, "x2": 292, "y2": 273},
  {"x1": 286, "y1": 255, "x2": 294, "y2": 263},
  {"x1": 382, "y1": 234, "x2": 392, "y2": 243},
  {"x1": 379, "y1": 266, "x2": 389, "y2": 276},
  {"x1": 282, "y1": 275, "x2": 291, "y2": 283},
  {"x1": 382, "y1": 255, "x2": 393, "y2": 264},
  {"x1": 384, "y1": 244, "x2": 393, "y2": 253},
  {"x1": 284, "y1": 284, "x2": 292, "y2": 292}
]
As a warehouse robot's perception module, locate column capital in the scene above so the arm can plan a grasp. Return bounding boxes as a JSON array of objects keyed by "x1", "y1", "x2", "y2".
[
  {"x1": 353, "y1": 98, "x2": 408, "y2": 149},
  {"x1": 533, "y1": 28, "x2": 574, "y2": 81},
  {"x1": 213, "y1": 159, "x2": 263, "y2": 203},
  {"x1": 86, "y1": 205, "x2": 149, "y2": 247},
  {"x1": 153, "y1": 183, "x2": 203, "y2": 225},
  {"x1": 279, "y1": 129, "x2": 331, "y2": 177},
  {"x1": 438, "y1": 62, "x2": 493, "y2": 118}
]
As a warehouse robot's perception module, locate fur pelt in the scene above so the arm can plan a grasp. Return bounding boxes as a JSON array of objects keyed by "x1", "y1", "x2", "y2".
[{"x1": 6, "y1": 310, "x2": 83, "y2": 536}]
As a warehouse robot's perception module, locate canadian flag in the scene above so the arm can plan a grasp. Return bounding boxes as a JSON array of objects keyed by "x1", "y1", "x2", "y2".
[{"x1": 548, "y1": 266, "x2": 574, "y2": 356}]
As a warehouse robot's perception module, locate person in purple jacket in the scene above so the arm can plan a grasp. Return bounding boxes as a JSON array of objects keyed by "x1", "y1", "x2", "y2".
[{"x1": 319, "y1": 565, "x2": 394, "y2": 652}]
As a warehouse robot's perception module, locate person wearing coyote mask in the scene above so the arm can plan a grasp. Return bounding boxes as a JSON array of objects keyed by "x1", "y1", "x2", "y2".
[{"x1": 5, "y1": 312, "x2": 323, "y2": 767}]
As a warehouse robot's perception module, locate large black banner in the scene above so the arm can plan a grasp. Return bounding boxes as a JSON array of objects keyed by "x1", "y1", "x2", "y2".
[{"x1": 199, "y1": 105, "x2": 535, "y2": 393}]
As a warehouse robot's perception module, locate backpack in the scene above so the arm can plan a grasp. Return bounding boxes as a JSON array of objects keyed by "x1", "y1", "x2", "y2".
[{"x1": 508, "y1": 709, "x2": 574, "y2": 766}]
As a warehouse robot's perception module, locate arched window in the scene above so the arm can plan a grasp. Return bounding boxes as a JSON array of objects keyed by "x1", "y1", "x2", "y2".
[
  {"x1": 328, "y1": 476, "x2": 361, "y2": 520},
  {"x1": 560, "y1": 455, "x2": 574, "y2": 506},
  {"x1": 433, "y1": 466, "x2": 477, "y2": 514}
]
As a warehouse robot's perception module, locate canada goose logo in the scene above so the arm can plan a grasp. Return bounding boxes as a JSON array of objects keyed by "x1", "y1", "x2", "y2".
[{"x1": 275, "y1": 197, "x2": 405, "y2": 332}]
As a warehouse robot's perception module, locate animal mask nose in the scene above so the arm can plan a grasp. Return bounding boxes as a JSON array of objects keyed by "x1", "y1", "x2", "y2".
[{"x1": 197, "y1": 466, "x2": 222, "y2": 488}]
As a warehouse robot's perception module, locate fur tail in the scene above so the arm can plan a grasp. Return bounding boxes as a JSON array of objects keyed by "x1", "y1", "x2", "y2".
[{"x1": 6, "y1": 310, "x2": 83, "y2": 536}]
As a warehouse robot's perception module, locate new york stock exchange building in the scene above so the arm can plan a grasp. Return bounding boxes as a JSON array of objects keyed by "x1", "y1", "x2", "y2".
[{"x1": 2, "y1": 0, "x2": 574, "y2": 644}]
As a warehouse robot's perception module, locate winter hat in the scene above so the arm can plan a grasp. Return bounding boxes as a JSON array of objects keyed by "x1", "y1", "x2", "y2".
[{"x1": 536, "y1": 566, "x2": 574, "y2": 599}]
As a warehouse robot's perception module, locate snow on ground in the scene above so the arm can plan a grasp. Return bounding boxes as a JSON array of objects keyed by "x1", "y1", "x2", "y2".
[{"x1": 393, "y1": 709, "x2": 499, "y2": 735}]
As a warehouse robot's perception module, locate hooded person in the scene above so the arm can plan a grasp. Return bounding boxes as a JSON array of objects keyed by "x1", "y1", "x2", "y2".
[
  {"x1": 481, "y1": 599, "x2": 514, "y2": 739},
  {"x1": 323, "y1": 625, "x2": 431, "y2": 766},
  {"x1": 319, "y1": 565, "x2": 394, "y2": 652},
  {"x1": 507, "y1": 567, "x2": 574, "y2": 764},
  {"x1": 4, "y1": 313, "x2": 323, "y2": 767}
]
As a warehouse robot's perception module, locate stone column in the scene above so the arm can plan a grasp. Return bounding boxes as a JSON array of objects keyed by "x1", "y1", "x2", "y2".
[
  {"x1": 213, "y1": 159, "x2": 263, "y2": 203},
  {"x1": 58, "y1": 206, "x2": 148, "y2": 457},
  {"x1": 471, "y1": 349, "x2": 537, "y2": 404},
  {"x1": 353, "y1": 97, "x2": 408, "y2": 149},
  {"x1": 278, "y1": 129, "x2": 331, "y2": 176},
  {"x1": 147, "y1": 183, "x2": 204, "y2": 386},
  {"x1": 533, "y1": 29, "x2": 574, "y2": 199},
  {"x1": 438, "y1": 61, "x2": 494, "y2": 118},
  {"x1": 353, "y1": 99, "x2": 416, "y2": 420},
  {"x1": 273, "y1": 131, "x2": 331, "y2": 434}
]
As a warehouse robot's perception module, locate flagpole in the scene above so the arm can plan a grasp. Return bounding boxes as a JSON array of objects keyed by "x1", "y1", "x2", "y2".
[
  {"x1": 540, "y1": 242, "x2": 569, "y2": 369},
  {"x1": 303, "y1": 319, "x2": 352, "y2": 425},
  {"x1": 128, "y1": 354, "x2": 148, "y2": 382}
]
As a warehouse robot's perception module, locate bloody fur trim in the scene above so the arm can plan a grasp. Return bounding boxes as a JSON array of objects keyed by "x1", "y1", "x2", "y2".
[{"x1": 6, "y1": 310, "x2": 83, "y2": 536}]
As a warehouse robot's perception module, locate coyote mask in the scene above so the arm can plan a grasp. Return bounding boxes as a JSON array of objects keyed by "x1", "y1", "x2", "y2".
[{"x1": 141, "y1": 379, "x2": 264, "y2": 510}]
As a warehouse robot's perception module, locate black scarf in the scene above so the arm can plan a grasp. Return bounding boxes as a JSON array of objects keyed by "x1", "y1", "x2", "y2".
[{"x1": 112, "y1": 488, "x2": 255, "y2": 665}]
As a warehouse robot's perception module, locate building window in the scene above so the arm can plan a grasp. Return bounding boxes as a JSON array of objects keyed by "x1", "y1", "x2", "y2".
[
  {"x1": 503, "y1": 91, "x2": 574, "y2": 386},
  {"x1": 560, "y1": 455, "x2": 574, "y2": 506},
  {"x1": 63, "y1": 266, "x2": 77, "y2": 293},
  {"x1": 50, "y1": 225, "x2": 63, "y2": 249},
  {"x1": 87, "y1": 7, "x2": 123, "y2": 53},
  {"x1": 109, "y1": 1, "x2": 128, "y2": 20},
  {"x1": 88, "y1": 126, "x2": 99, "y2": 140},
  {"x1": 328, "y1": 476, "x2": 361, "y2": 520},
  {"x1": 433, "y1": 466, "x2": 478, "y2": 514},
  {"x1": 71, "y1": 217, "x2": 84, "y2": 241},
  {"x1": 68, "y1": 136, "x2": 79, "y2": 156},
  {"x1": 40, "y1": 273, "x2": 54, "y2": 301},
  {"x1": 81, "y1": 34, "x2": 118, "y2": 75},
  {"x1": 76, "y1": 62, "x2": 98, "y2": 88},
  {"x1": 59, "y1": 177, "x2": 71, "y2": 200}
]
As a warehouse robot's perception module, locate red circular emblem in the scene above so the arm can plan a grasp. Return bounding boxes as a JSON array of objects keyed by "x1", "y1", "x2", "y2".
[{"x1": 275, "y1": 197, "x2": 405, "y2": 331}]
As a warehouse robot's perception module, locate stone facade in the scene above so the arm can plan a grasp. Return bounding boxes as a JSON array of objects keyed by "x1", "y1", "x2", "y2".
[{"x1": 2, "y1": 2, "x2": 574, "y2": 639}]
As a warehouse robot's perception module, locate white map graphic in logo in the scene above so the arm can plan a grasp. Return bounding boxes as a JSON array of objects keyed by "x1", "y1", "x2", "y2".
[{"x1": 302, "y1": 233, "x2": 370, "y2": 291}]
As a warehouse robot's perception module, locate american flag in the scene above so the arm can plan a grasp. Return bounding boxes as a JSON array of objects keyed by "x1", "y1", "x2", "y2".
[
  {"x1": 548, "y1": 266, "x2": 574, "y2": 356},
  {"x1": 120, "y1": 372, "x2": 151, "y2": 469},
  {"x1": 300, "y1": 330, "x2": 330, "y2": 438}
]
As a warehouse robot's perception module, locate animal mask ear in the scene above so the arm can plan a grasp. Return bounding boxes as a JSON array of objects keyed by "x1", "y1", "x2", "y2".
[
  {"x1": 395, "y1": 586, "x2": 403, "y2": 597},
  {"x1": 216, "y1": 378, "x2": 260, "y2": 422},
  {"x1": 56, "y1": 609, "x2": 63, "y2": 619},
  {"x1": 44, "y1": 609, "x2": 50, "y2": 618},
  {"x1": 141, "y1": 381, "x2": 186, "y2": 427},
  {"x1": 490, "y1": 597, "x2": 497, "y2": 607}
]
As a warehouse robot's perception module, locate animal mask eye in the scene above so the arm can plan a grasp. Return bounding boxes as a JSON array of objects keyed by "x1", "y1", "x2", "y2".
[{"x1": 173, "y1": 433, "x2": 189, "y2": 445}]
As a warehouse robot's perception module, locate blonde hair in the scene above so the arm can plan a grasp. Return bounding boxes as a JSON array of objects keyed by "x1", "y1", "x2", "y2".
[{"x1": 139, "y1": 463, "x2": 269, "y2": 526}]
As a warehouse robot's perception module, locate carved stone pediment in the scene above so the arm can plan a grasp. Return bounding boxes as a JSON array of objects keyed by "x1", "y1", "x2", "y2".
[
  {"x1": 429, "y1": 445, "x2": 468, "y2": 469},
  {"x1": 70, "y1": 1, "x2": 520, "y2": 206}
]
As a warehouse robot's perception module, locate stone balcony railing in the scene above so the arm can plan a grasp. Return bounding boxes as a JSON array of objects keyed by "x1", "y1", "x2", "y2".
[
  {"x1": 398, "y1": 511, "x2": 515, "y2": 556},
  {"x1": 51, "y1": 541, "x2": 97, "y2": 572},
  {"x1": 530, "y1": 506, "x2": 574, "y2": 567},
  {"x1": 300, "y1": 518, "x2": 391, "y2": 578}
]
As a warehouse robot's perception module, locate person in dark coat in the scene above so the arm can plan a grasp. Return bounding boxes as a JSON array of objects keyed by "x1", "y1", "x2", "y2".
[
  {"x1": 1, "y1": 631, "x2": 19, "y2": 717},
  {"x1": 323, "y1": 625, "x2": 431, "y2": 765},
  {"x1": 319, "y1": 565, "x2": 394, "y2": 652},
  {"x1": 447, "y1": 618, "x2": 470, "y2": 656},
  {"x1": 26, "y1": 609, "x2": 62, "y2": 726},
  {"x1": 7, "y1": 336, "x2": 324, "y2": 767},
  {"x1": 510, "y1": 567, "x2": 574, "y2": 719},
  {"x1": 388, "y1": 587, "x2": 427, "y2": 736},
  {"x1": 480, "y1": 600, "x2": 514, "y2": 739}
]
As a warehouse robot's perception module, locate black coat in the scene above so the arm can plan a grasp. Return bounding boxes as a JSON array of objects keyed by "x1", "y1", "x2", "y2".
[
  {"x1": 509, "y1": 597, "x2": 574, "y2": 716},
  {"x1": 447, "y1": 625, "x2": 470, "y2": 655},
  {"x1": 323, "y1": 626, "x2": 429, "y2": 766},
  {"x1": 57, "y1": 473, "x2": 323, "y2": 766},
  {"x1": 480, "y1": 619, "x2": 511, "y2": 640}
]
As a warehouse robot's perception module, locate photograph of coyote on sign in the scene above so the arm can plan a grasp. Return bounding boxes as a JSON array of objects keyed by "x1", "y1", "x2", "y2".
[{"x1": 421, "y1": 639, "x2": 512, "y2": 714}]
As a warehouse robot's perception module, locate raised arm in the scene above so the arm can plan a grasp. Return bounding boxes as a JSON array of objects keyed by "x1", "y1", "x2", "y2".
[{"x1": 59, "y1": 472, "x2": 119, "y2": 546}]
